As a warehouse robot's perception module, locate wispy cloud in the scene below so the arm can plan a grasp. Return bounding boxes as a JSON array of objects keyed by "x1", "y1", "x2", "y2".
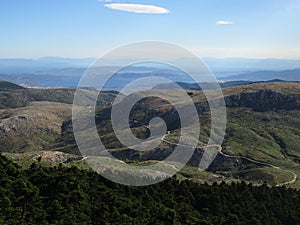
[
  {"x1": 104, "y1": 3, "x2": 170, "y2": 14},
  {"x1": 216, "y1": 20, "x2": 233, "y2": 25}
]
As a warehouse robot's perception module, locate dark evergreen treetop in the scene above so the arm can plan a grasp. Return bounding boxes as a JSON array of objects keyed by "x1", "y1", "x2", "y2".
[{"x1": 1, "y1": 154, "x2": 300, "y2": 225}]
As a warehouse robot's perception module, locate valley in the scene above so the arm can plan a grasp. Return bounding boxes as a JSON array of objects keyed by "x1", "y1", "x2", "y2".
[{"x1": 1, "y1": 81, "x2": 300, "y2": 188}]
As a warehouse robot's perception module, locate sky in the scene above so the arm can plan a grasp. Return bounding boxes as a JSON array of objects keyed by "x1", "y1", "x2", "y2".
[{"x1": 1, "y1": 0, "x2": 300, "y2": 59}]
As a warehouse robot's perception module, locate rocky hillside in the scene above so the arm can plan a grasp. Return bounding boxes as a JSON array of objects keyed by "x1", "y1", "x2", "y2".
[
  {"x1": 225, "y1": 89, "x2": 300, "y2": 111},
  {"x1": 1, "y1": 81, "x2": 300, "y2": 187},
  {"x1": 0, "y1": 81, "x2": 119, "y2": 153}
]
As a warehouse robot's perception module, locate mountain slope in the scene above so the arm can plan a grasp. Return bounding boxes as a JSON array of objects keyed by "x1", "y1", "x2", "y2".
[
  {"x1": 0, "y1": 81, "x2": 24, "y2": 91},
  {"x1": 1, "y1": 81, "x2": 300, "y2": 187}
]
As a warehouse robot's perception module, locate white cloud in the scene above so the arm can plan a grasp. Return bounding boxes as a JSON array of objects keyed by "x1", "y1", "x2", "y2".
[
  {"x1": 104, "y1": 3, "x2": 170, "y2": 14},
  {"x1": 216, "y1": 20, "x2": 233, "y2": 25}
]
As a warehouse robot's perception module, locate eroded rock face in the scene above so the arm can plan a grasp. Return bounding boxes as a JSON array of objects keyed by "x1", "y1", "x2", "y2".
[{"x1": 225, "y1": 90, "x2": 300, "y2": 112}]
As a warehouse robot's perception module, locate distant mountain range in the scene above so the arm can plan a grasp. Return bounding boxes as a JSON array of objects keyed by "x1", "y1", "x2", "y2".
[
  {"x1": 203, "y1": 57, "x2": 300, "y2": 73},
  {"x1": 1, "y1": 56, "x2": 300, "y2": 74},
  {"x1": 221, "y1": 68, "x2": 300, "y2": 81},
  {"x1": 0, "y1": 57, "x2": 300, "y2": 88},
  {"x1": 0, "y1": 57, "x2": 95, "y2": 73}
]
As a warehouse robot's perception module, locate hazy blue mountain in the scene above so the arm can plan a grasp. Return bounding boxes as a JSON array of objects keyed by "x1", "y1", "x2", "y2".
[
  {"x1": 0, "y1": 57, "x2": 95, "y2": 73},
  {"x1": 0, "y1": 59, "x2": 48, "y2": 73},
  {"x1": 203, "y1": 58, "x2": 300, "y2": 74},
  {"x1": 36, "y1": 57, "x2": 96, "y2": 67},
  {"x1": 1, "y1": 57, "x2": 300, "y2": 75},
  {"x1": 1, "y1": 57, "x2": 300, "y2": 88},
  {"x1": 223, "y1": 68, "x2": 300, "y2": 81}
]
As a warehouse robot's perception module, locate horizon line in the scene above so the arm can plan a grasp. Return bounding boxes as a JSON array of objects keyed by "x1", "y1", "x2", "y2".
[{"x1": 0, "y1": 56, "x2": 300, "y2": 60}]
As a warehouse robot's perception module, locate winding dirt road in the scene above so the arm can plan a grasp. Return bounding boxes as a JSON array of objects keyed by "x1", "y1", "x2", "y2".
[{"x1": 161, "y1": 136, "x2": 297, "y2": 187}]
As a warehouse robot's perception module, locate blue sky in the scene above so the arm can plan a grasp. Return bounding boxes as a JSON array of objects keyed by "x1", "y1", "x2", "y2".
[{"x1": 1, "y1": 0, "x2": 300, "y2": 58}]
